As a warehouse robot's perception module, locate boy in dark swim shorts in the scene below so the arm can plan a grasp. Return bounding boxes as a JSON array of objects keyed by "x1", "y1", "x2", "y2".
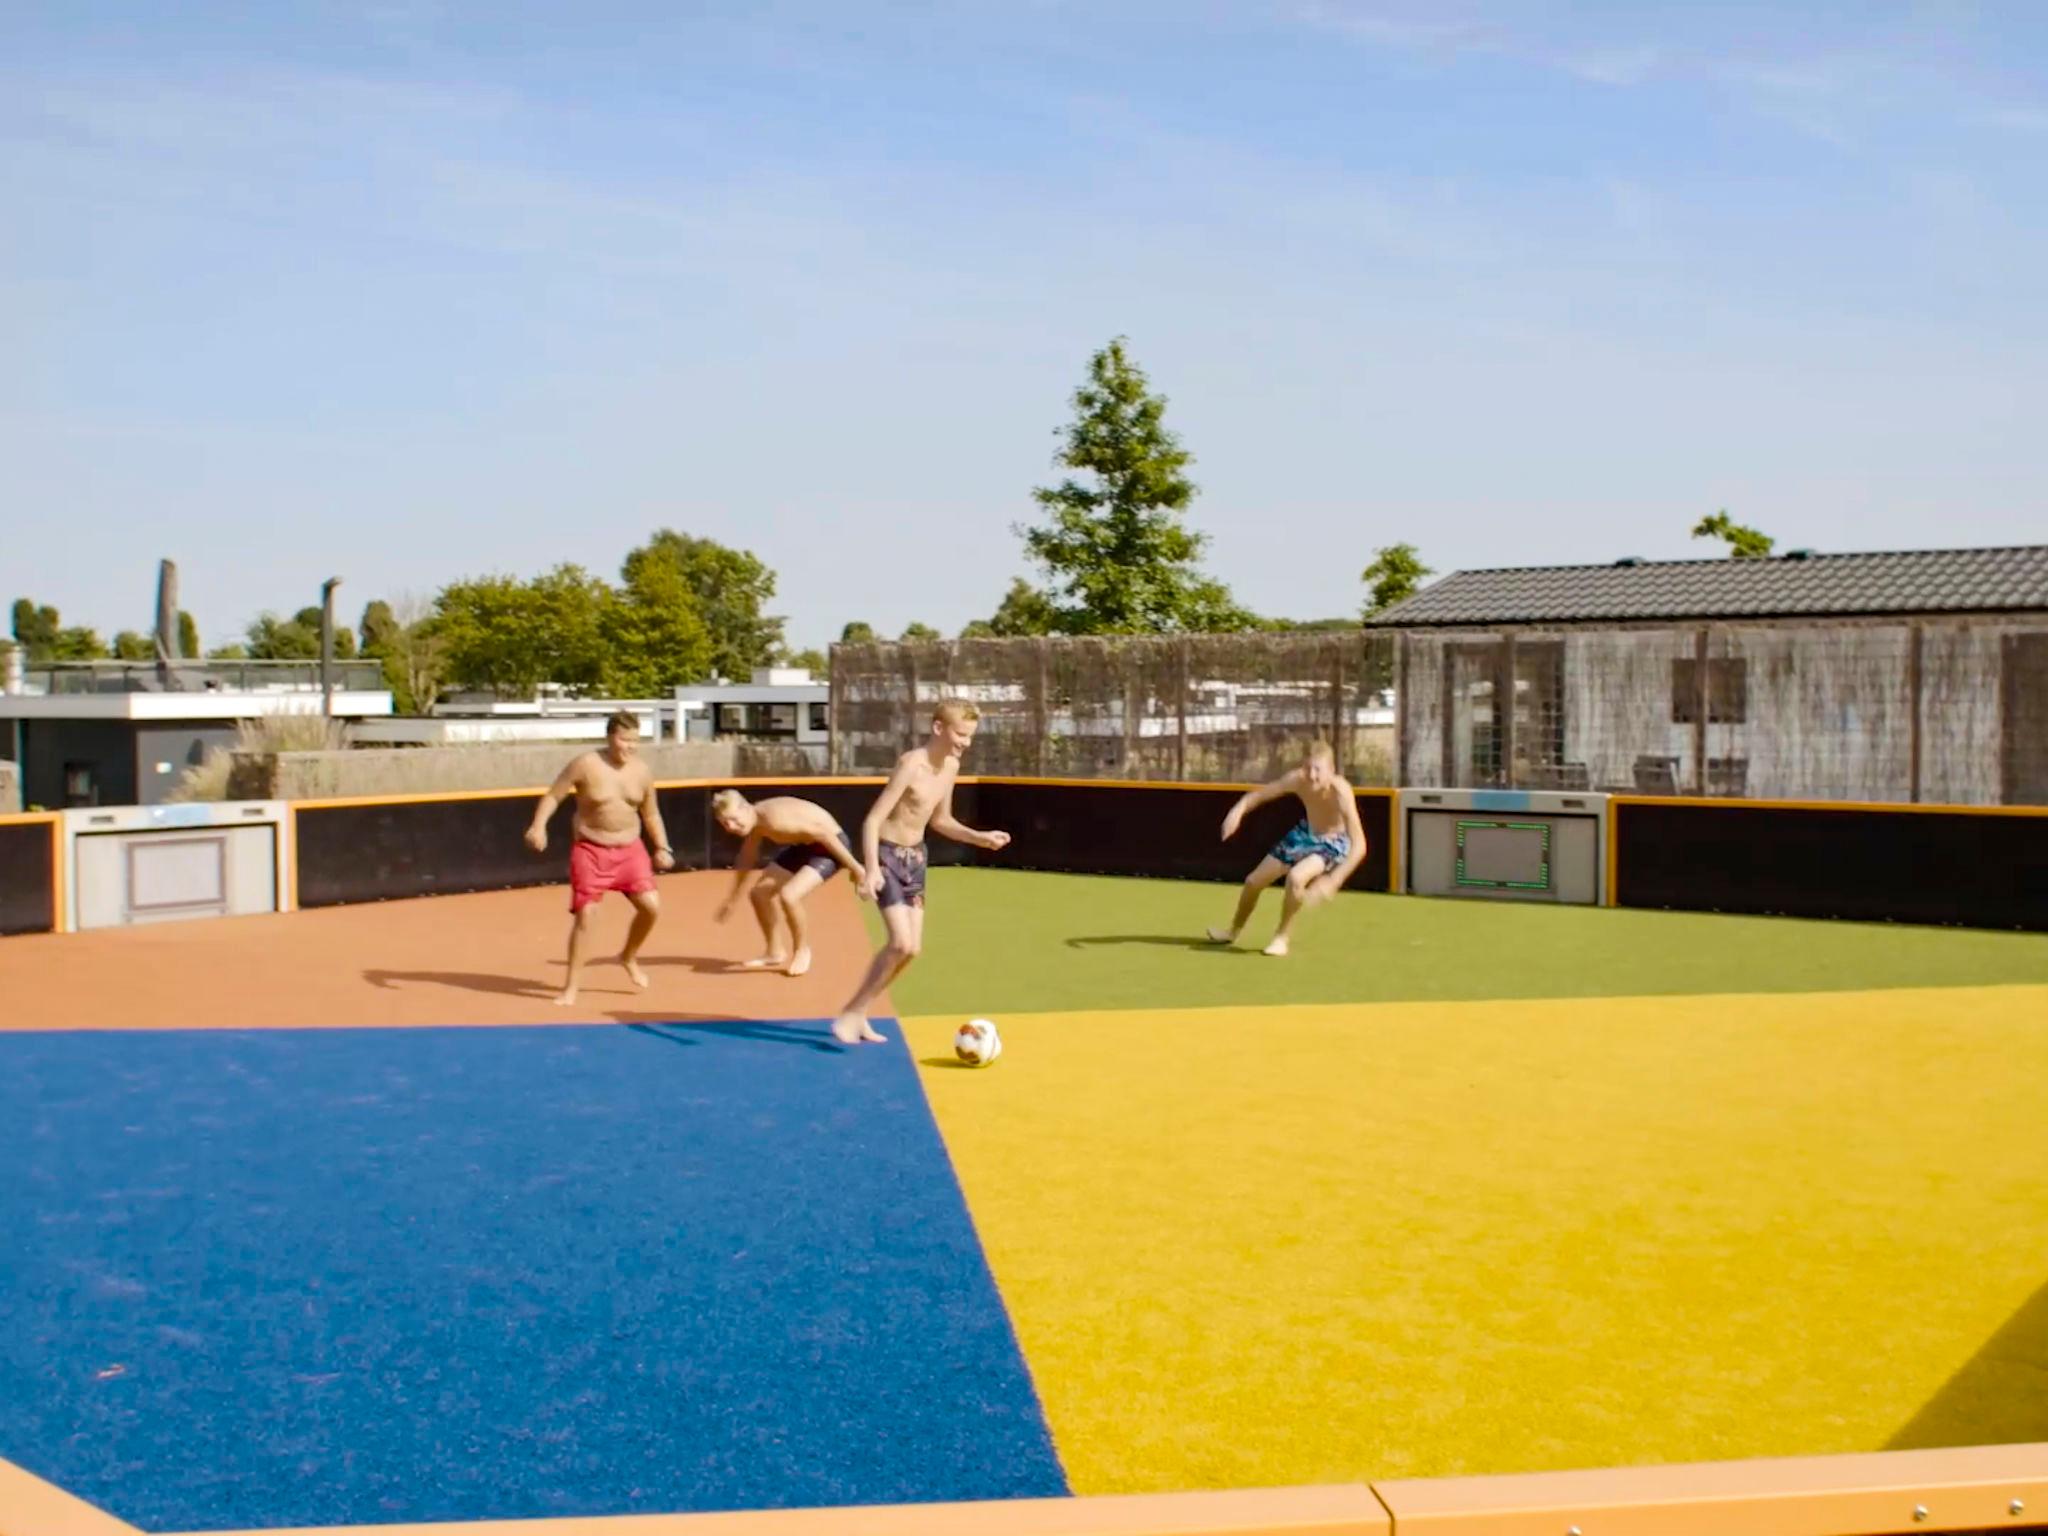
[
  {"x1": 1207, "y1": 739, "x2": 1367, "y2": 957},
  {"x1": 831, "y1": 700, "x2": 1010, "y2": 1045},
  {"x1": 711, "y1": 790, "x2": 868, "y2": 978}
]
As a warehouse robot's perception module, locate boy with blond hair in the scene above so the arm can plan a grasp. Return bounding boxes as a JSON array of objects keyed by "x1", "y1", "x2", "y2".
[
  {"x1": 1207, "y1": 739, "x2": 1365, "y2": 957},
  {"x1": 710, "y1": 789, "x2": 867, "y2": 978},
  {"x1": 831, "y1": 699, "x2": 1010, "y2": 1045}
]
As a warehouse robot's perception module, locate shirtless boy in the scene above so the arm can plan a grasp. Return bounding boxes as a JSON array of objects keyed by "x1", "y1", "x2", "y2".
[
  {"x1": 710, "y1": 789, "x2": 867, "y2": 978},
  {"x1": 524, "y1": 711, "x2": 674, "y2": 1005},
  {"x1": 831, "y1": 699, "x2": 1010, "y2": 1045},
  {"x1": 1206, "y1": 740, "x2": 1366, "y2": 957}
]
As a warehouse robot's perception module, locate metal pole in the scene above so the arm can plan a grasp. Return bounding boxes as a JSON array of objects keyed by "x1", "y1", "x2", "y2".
[{"x1": 321, "y1": 577, "x2": 342, "y2": 720}]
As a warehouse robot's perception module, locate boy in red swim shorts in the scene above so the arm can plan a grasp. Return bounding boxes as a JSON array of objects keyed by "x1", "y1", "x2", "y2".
[{"x1": 524, "y1": 711, "x2": 674, "y2": 1006}]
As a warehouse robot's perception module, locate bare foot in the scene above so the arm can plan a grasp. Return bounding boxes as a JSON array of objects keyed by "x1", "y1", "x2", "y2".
[
  {"x1": 735, "y1": 955, "x2": 789, "y2": 973},
  {"x1": 619, "y1": 956, "x2": 650, "y2": 990},
  {"x1": 1262, "y1": 935, "x2": 1290, "y2": 957},
  {"x1": 1206, "y1": 926, "x2": 1239, "y2": 945},
  {"x1": 784, "y1": 947, "x2": 812, "y2": 978},
  {"x1": 553, "y1": 987, "x2": 579, "y2": 1007},
  {"x1": 831, "y1": 1013, "x2": 865, "y2": 1045},
  {"x1": 856, "y1": 1022, "x2": 889, "y2": 1044}
]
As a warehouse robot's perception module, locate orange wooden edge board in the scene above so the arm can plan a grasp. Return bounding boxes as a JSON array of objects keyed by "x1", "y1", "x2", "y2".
[
  {"x1": 128, "y1": 1445, "x2": 2048, "y2": 1536},
  {"x1": 164, "y1": 1486, "x2": 1388, "y2": 1536},
  {"x1": 0, "y1": 1457, "x2": 141, "y2": 1536}
]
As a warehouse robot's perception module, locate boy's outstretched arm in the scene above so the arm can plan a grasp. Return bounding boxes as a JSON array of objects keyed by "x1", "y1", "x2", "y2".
[
  {"x1": 525, "y1": 759, "x2": 582, "y2": 851},
  {"x1": 931, "y1": 785, "x2": 1010, "y2": 851},
  {"x1": 859, "y1": 758, "x2": 918, "y2": 896},
  {"x1": 714, "y1": 830, "x2": 765, "y2": 920},
  {"x1": 1221, "y1": 770, "x2": 1300, "y2": 841},
  {"x1": 1315, "y1": 786, "x2": 1370, "y2": 899}
]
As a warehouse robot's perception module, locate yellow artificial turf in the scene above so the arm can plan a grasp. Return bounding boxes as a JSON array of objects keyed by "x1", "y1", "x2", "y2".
[{"x1": 907, "y1": 986, "x2": 2048, "y2": 1493}]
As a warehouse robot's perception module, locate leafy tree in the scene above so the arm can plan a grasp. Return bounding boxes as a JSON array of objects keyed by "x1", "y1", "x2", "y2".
[
  {"x1": 900, "y1": 622, "x2": 942, "y2": 642},
  {"x1": 1018, "y1": 338, "x2": 1249, "y2": 633},
  {"x1": 245, "y1": 607, "x2": 356, "y2": 661},
  {"x1": 838, "y1": 621, "x2": 877, "y2": 644},
  {"x1": 779, "y1": 647, "x2": 828, "y2": 674},
  {"x1": 358, "y1": 597, "x2": 446, "y2": 714},
  {"x1": 958, "y1": 620, "x2": 997, "y2": 639},
  {"x1": 1692, "y1": 509, "x2": 1775, "y2": 560},
  {"x1": 434, "y1": 566, "x2": 609, "y2": 696},
  {"x1": 621, "y1": 531, "x2": 782, "y2": 683},
  {"x1": 208, "y1": 642, "x2": 250, "y2": 660},
  {"x1": 10, "y1": 598, "x2": 108, "y2": 661},
  {"x1": 600, "y1": 556, "x2": 713, "y2": 697},
  {"x1": 987, "y1": 577, "x2": 1059, "y2": 637},
  {"x1": 1360, "y1": 544, "x2": 1433, "y2": 618},
  {"x1": 177, "y1": 611, "x2": 200, "y2": 658},
  {"x1": 112, "y1": 630, "x2": 154, "y2": 661}
]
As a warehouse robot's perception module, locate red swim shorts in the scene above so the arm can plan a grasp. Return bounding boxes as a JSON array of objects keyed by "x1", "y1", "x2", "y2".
[{"x1": 568, "y1": 838, "x2": 656, "y2": 912}]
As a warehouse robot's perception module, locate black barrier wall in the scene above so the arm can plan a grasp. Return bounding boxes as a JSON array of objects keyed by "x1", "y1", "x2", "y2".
[
  {"x1": 291, "y1": 780, "x2": 1395, "y2": 908},
  {"x1": 971, "y1": 781, "x2": 1393, "y2": 891},
  {"x1": 1614, "y1": 801, "x2": 2048, "y2": 931},
  {"x1": 0, "y1": 819, "x2": 56, "y2": 935},
  {"x1": 296, "y1": 796, "x2": 584, "y2": 907}
]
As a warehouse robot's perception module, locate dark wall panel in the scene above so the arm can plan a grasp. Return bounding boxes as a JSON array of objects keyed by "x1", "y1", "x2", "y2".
[
  {"x1": 971, "y1": 782, "x2": 1392, "y2": 890},
  {"x1": 1615, "y1": 801, "x2": 2048, "y2": 931},
  {"x1": 0, "y1": 820, "x2": 55, "y2": 935}
]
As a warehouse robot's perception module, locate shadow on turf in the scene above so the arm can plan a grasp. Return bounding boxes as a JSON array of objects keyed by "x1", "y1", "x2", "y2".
[
  {"x1": 616, "y1": 1018, "x2": 848, "y2": 1054},
  {"x1": 363, "y1": 955, "x2": 743, "y2": 1000},
  {"x1": 1887, "y1": 1277, "x2": 2048, "y2": 1450},
  {"x1": 1064, "y1": 934, "x2": 1254, "y2": 953}
]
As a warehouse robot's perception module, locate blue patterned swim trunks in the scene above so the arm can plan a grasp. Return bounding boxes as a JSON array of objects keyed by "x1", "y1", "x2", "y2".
[{"x1": 1271, "y1": 819, "x2": 1351, "y2": 869}]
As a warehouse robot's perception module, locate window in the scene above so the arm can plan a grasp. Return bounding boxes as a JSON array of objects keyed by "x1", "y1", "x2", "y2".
[
  {"x1": 63, "y1": 761, "x2": 98, "y2": 807},
  {"x1": 808, "y1": 702, "x2": 828, "y2": 732},
  {"x1": 715, "y1": 703, "x2": 745, "y2": 734},
  {"x1": 760, "y1": 703, "x2": 797, "y2": 735},
  {"x1": 1671, "y1": 658, "x2": 1748, "y2": 724}
]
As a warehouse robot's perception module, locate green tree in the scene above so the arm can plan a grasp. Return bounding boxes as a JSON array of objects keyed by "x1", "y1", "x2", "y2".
[
  {"x1": 208, "y1": 642, "x2": 250, "y2": 660},
  {"x1": 435, "y1": 566, "x2": 609, "y2": 696},
  {"x1": 958, "y1": 620, "x2": 997, "y2": 639},
  {"x1": 600, "y1": 557, "x2": 713, "y2": 697},
  {"x1": 779, "y1": 647, "x2": 828, "y2": 674},
  {"x1": 839, "y1": 621, "x2": 877, "y2": 644},
  {"x1": 10, "y1": 598, "x2": 108, "y2": 661},
  {"x1": 1019, "y1": 338, "x2": 1249, "y2": 634},
  {"x1": 1692, "y1": 509, "x2": 1775, "y2": 559},
  {"x1": 245, "y1": 608, "x2": 355, "y2": 660},
  {"x1": 986, "y1": 577, "x2": 1059, "y2": 637},
  {"x1": 112, "y1": 630, "x2": 154, "y2": 661},
  {"x1": 1360, "y1": 544, "x2": 1433, "y2": 618},
  {"x1": 621, "y1": 531, "x2": 782, "y2": 683},
  {"x1": 900, "y1": 622, "x2": 942, "y2": 642},
  {"x1": 177, "y1": 611, "x2": 200, "y2": 658}
]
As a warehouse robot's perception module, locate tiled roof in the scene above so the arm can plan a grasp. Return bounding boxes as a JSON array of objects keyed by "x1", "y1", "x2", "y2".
[{"x1": 1367, "y1": 545, "x2": 2048, "y2": 627}]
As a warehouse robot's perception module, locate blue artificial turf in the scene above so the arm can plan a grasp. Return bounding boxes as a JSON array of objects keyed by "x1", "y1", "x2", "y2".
[{"x1": 0, "y1": 1021, "x2": 1066, "y2": 1529}]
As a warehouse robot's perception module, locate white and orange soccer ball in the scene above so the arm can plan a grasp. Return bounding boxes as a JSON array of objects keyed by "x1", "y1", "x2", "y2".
[{"x1": 953, "y1": 1018, "x2": 1002, "y2": 1067}]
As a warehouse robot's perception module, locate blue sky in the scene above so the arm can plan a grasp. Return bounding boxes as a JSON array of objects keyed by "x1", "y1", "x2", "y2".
[{"x1": 5, "y1": 1, "x2": 2045, "y2": 653}]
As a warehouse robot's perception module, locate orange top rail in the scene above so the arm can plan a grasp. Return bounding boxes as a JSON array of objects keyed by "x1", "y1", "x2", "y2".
[{"x1": 109, "y1": 1443, "x2": 2048, "y2": 1536}]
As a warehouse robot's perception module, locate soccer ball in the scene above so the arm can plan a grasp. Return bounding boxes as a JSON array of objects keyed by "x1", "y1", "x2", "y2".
[{"x1": 954, "y1": 1018, "x2": 1002, "y2": 1067}]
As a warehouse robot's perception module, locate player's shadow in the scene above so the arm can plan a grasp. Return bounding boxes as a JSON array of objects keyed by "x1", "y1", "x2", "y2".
[
  {"x1": 617, "y1": 1018, "x2": 847, "y2": 1054},
  {"x1": 1064, "y1": 935, "x2": 1249, "y2": 953},
  {"x1": 1886, "y1": 1276, "x2": 2048, "y2": 1449},
  {"x1": 363, "y1": 968, "x2": 557, "y2": 999},
  {"x1": 918, "y1": 1056, "x2": 980, "y2": 1070}
]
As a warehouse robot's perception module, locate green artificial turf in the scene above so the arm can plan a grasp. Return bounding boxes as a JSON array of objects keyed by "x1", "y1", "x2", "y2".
[{"x1": 885, "y1": 868, "x2": 2048, "y2": 1016}]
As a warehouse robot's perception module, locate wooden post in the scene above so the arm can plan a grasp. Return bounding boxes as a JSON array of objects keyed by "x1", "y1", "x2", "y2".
[
  {"x1": 1394, "y1": 631, "x2": 1409, "y2": 787},
  {"x1": 1033, "y1": 640, "x2": 1050, "y2": 778},
  {"x1": 1439, "y1": 643, "x2": 1457, "y2": 786},
  {"x1": 1501, "y1": 631, "x2": 1518, "y2": 789},
  {"x1": 1331, "y1": 639, "x2": 1346, "y2": 773},
  {"x1": 1176, "y1": 637, "x2": 1189, "y2": 784},
  {"x1": 1693, "y1": 627, "x2": 1710, "y2": 794},
  {"x1": 1908, "y1": 622, "x2": 1923, "y2": 804},
  {"x1": 827, "y1": 645, "x2": 840, "y2": 774}
]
